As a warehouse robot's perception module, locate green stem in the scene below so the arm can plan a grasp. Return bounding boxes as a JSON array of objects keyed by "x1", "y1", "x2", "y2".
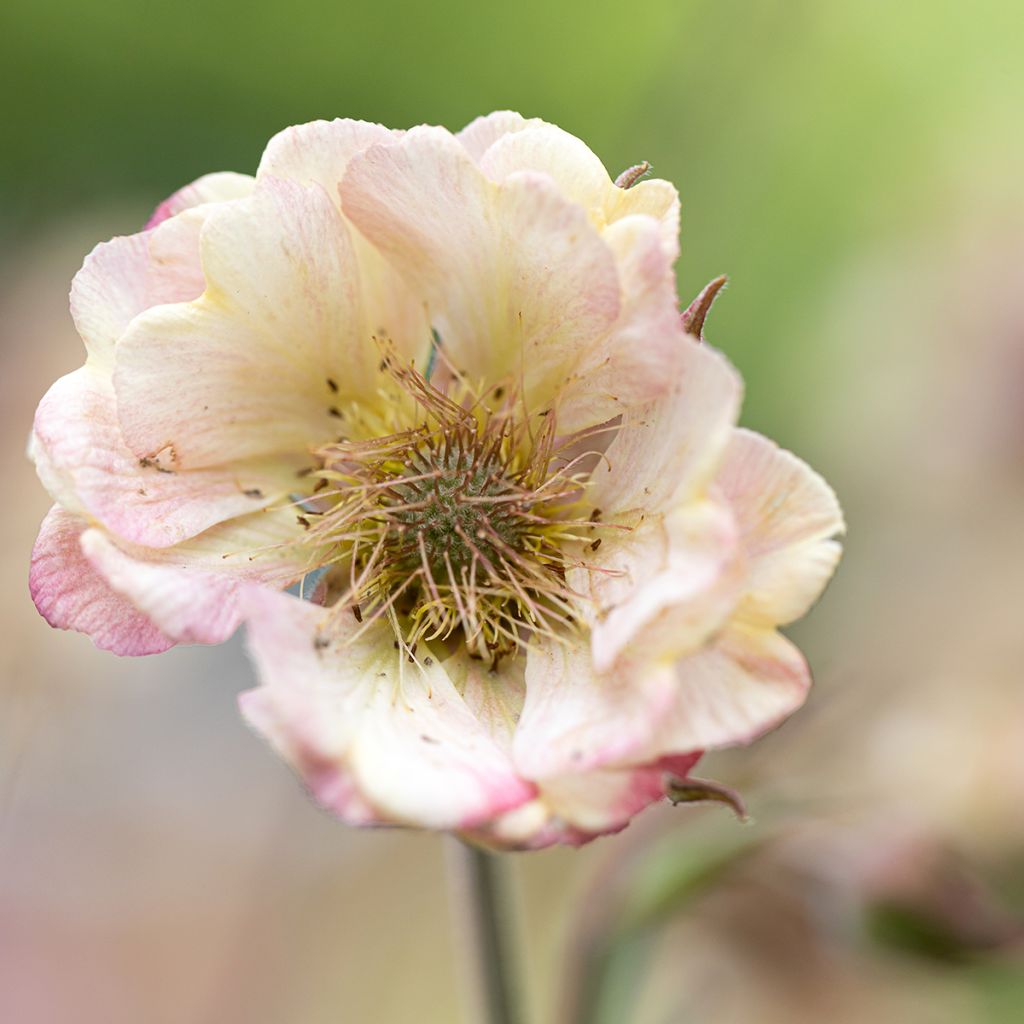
[{"x1": 447, "y1": 838, "x2": 524, "y2": 1024}]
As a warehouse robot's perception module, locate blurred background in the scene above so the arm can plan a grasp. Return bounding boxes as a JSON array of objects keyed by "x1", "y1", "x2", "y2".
[{"x1": 2, "y1": 1, "x2": 1023, "y2": 1021}]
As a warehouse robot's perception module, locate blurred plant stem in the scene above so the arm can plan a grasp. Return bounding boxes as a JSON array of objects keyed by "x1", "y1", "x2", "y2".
[{"x1": 447, "y1": 838, "x2": 525, "y2": 1024}]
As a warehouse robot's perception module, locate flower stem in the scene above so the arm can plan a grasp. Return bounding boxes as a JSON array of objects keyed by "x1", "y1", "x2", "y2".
[{"x1": 447, "y1": 837, "x2": 525, "y2": 1024}]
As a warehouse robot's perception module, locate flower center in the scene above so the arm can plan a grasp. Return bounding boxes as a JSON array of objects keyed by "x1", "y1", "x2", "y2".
[{"x1": 298, "y1": 356, "x2": 600, "y2": 665}]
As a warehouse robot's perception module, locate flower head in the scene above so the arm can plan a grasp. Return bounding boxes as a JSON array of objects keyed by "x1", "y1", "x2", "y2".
[{"x1": 29, "y1": 112, "x2": 843, "y2": 848}]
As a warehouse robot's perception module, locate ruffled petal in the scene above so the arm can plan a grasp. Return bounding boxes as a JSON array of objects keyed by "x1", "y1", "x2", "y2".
[
  {"x1": 475, "y1": 752, "x2": 704, "y2": 849},
  {"x1": 592, "y1": 336, "x2": 742, "y2": 517},
  {"x1": 477, "y1": 123, "x2": 610, "y2": 210},
  {"x1": 29, "y1": 507, "x2": 172, "y2": 656},
  {"x1": 70, "y1": 208, "x2": 211, "y2": 372},
  {"x1": 456, "y1": 110, "x2": 541, "y2": 162},
  {"x1": 655, "y1": 624, "x2": 811, "y2": 752},
  {"x1": 79, "y1": 509, "x2": 308, "y2": 646},
  {"x1": 477, "y1": 123, "x2": 680, "y2": 256},
  {"x1": 31, "y1": 366, "x2": 297, "y2": 548},
  {"x1": 145, "y1": 171, "x2": 254, "y2": 228},
  {"x1": 513, "y1": 639, "x2": 677, "y2": 780},
  {"x1": 239, "y1": 588, "x2": 534, "y2": 830},
  {"x1": 577, "y1": 497, "x2": 742, "y2": 673},
  {"x1": 718, "y1": 429, "x2": 845, "y2": 626},
  {"x1": 555, "y1": 213, "x2": 687, "y2": 428},
  {"x1": 258, "y1": 118, "x2": 430, "y2": 363},
  {"x1": 604, "y1": 178, "x2": 680, "y2": 259},
  {"x1": 341, "y1": 126, "x2": 622, "y2": 422},
  {"x1": 114, "y1": 176, "x2": 372, "y2": 468},
  {"x1": 257, "y1": 118, "x2": 399, "y2": 200},
  {"x1": 446, "y1": 652, "x2": 526, "y2": 755}
]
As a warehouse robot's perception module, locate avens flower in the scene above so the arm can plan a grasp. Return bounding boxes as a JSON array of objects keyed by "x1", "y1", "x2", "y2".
[{"x1": 29, "y1": 112, "x2": 843, "y2": 848}]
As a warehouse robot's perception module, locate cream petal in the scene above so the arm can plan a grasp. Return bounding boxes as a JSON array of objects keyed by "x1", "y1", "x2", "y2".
[
  {"x1": 257, "y1": 118, "x2": 430, "y2": 361},
  {"x1": 477, "y1": 123, "x2": 680, "y2": 255},
  {"x1": 31, "y1": 366, "x2": 297, "y2": 548},
  {"x1": 445, "y1": 652, "x2": 526, "y2": 755},
  {"x1": 257, "y1": 118, "x2": 400, "y2": 200},
  {"x1": 605, "y1": 178, "x2": 680, "y2": 258},
  {"x1": 114, "y1": 176, "x2": 371, "y2": 468},
  {"x1": 239, "y1": 589, "x2": 534, "y2": 830},
  {"x1": 341, "y1": 127, "x2": 621, "y2": 419},
  {"x1": 528, "y1": 766, "x2": 668, "y2": 840},
  {"x1": 579, "y1": 497, "x2": 743, "y2": 674},
  {"x1": 478, "y1": 123, "x2": 611, "y2": 208},
  {"x1": 478, "y1": 752, "x2": 703, "y2": 849},
  {"x1": 456, "y1": 110, "x2": 542, "y2": 162},
  {"x1": 79, "y1": 509, "x2": 309, "y2": 645},
  {"x1": 718, "y1": 429, "x2": 845, "y2": 626},
  {"x1": 656, "y1": 624, "x2": 811, "y2": 752},
  {"x1": 70, "y1": 208, "x2": 212, "y2": 373},
  {"x1": 29, "y1": 507, "x2": 172, "y2": 656},
  {"x1": 555, "y1": 214, "x2": 687, "y2": 430},
  {"x1": 592, "y1": 336, "x2": 743, "y2": 517},
  {"x1": 513, "y1": 639, "x2": 678, "y2": 780},
  {"x1": 146, "y1": 171, "x2": 254, "y2": 228}
]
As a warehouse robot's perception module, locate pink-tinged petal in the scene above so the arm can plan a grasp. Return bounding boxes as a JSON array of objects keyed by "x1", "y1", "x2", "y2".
[
  {"x1": 446, "y1": 652, "x2": 526, "y2": 755},
  {"x1": 718, "y1": 429, "x2": 845, "y2": 626},
  {"x1": 341, "y1": 127, "x2": 622, "y2": 422},
  {"x1": 478, "y1": 123, "x2": 680, "y2": 256},
  {"x1": 70, "y1": 208, "x2": 211, "y2": 372},
  {"x1": 592, "y1": 336, "x2": 742, "y2": 517},
  {"x1": 240, "y1": 589, "x2": 534, "y2": 830},
  {"x1": 115, "y1": 176, "x2": 371, "y2": 469},
  {"x1": 29, "y1": 507, "x2": 172, "y2": 656},
  {"x1": 477, "y1": 752, "x2": 704, "y2": 849},
  {"x1": 257, "y1": 118, "x2": 400, "y2": 201},
  {"x1": 555, "y1": 214, "x2": 687, "y2": 428},
  {"x1": 145, "y1": 171, "x2": 254, "y2": 228},
  {"x1": 478, "y1": 123, "x2": 611, "y2": 209},
  {"x1": 456, "y1": 110, "x2": 542, "y2": 162},
  {"x1": 605, "y1": 178, "x2": 680, "y2": 258},
  {"x1": 533, "y1": 766, "x2": 669, "y2": 839},
  {"x1": 78, "y1": 509, "x2": 309, "y2": 646},
  {"x1": 31, "y1": 367, "x2": 297, "y2": 548},
  {"x1": 578, "y1": 497, "x2": 743, "y2": 674},
  {"x1": 655, "y1": 624, "x2": 811, "y2": 752},
  {"x1": 513, "y1": 639, "x2": 678, "y2": 780},
  {"x1": 258, "y1": 118, "x2": 430, "y2": 364}
]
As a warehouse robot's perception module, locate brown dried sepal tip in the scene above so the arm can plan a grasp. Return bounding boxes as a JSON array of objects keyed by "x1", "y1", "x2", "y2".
[
  {"x1": 614, "y1": 161, "x2": 651, "y2": 189},
  {"x1": 681, "y1": 275, "x2": 728, "y2": 340},
  {"x1": 666, "y1": 776, "x2": 748, "y2": 821}
]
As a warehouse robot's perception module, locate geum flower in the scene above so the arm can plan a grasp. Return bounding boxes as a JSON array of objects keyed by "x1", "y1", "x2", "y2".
[{"x1": 29, "y1": 113, "x2": 843, "y2": 848}]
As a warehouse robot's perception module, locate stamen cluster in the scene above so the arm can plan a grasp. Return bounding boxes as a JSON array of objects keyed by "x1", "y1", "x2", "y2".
[{"x1": 300, "y1": 360, "x2": 599, "y2": 664}]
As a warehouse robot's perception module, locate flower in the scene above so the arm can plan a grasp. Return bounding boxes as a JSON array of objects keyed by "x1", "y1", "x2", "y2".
[{"x1": 29, "y1": 112, "x2": 843, "y2": 848}]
